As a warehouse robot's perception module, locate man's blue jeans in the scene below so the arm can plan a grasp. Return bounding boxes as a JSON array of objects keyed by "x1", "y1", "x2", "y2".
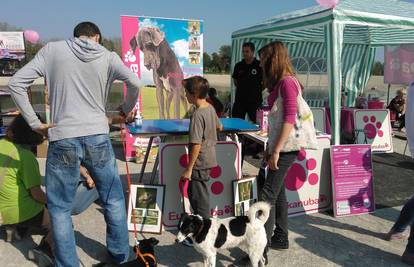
[
  {"x1": 391, "y1": 194, "x2": 414, "y2": 252},
  {"x1": 72, "y1": 182, "x2": 99, "y2": 216},
  {"x1": 46, "y1": 134, "x2": 129, "y2": 267}
]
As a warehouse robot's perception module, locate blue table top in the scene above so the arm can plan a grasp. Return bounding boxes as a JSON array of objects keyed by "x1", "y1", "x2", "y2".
[{"x1": 127, "y1": 118, "x2": 259, "y2": 136}]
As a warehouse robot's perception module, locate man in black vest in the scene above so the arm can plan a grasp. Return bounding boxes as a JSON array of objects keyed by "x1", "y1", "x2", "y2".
[{"x1": 232, "y1": 42, "x2": 263, "y2": 122}]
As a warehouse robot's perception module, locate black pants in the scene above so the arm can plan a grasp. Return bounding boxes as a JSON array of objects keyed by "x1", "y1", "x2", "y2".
[
  {"x1": 259, "y1": 151, "x2": 298, "y2": 242},
  {"x1": 398, "y1": 114, "x2": 405, "y2": 129},
  {"x1": 188, "y1": 169, "x2": 210, "y2": 219},
  {"x1": 232, "y1": 101, "x2": 259, "y2": 123}
]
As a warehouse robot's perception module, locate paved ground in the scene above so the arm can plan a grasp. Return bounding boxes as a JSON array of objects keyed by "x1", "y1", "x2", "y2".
[{"x1": 0, "y1": 135, "x2": 413, "y2": 266}]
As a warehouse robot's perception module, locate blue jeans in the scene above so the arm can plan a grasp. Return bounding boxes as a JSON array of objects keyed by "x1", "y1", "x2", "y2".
[
  {"x1": 46, "y1": 134, "x2": 129, "y2": 267},
  {"x1": 391, "y1": 195, "x2": 414, "y2": 251}
]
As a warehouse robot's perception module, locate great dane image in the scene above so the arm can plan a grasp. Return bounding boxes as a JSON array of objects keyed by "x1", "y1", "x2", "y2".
[{"x1": 130, "y1": 26, "x2": 188, "y2": 119}]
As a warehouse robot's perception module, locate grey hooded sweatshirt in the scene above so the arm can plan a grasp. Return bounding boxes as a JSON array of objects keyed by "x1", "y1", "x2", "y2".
[{"x1": 8, "y1": 37, "x2": 140, "y2": 141}]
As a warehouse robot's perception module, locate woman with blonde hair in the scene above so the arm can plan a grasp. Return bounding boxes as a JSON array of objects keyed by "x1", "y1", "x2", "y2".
[
  {"x1": 387, "y1": 88, "x2": 407, "y2": 130},
  {"x1": 243, "y1": 41, "x2": 316, "y2": 265}
]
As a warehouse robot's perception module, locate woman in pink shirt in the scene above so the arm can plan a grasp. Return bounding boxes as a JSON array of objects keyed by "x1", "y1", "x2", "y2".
[{"x1": 259, "y1": 41, "x2": 301, "y2": 260}]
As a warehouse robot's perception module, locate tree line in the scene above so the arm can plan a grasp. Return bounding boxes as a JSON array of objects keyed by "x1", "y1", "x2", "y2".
[
  {"x1": 203, "y1": 45, "x2": 231, "y2": 74},
  {"x1": 2, "y1": 21, "x2": 385, "y2": 75}
]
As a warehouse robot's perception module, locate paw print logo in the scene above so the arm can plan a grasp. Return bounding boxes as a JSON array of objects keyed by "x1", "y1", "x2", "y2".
[
  {"x1": 124, "y1": 50, "x2": 136, "y2": 63},
  {"x1": 284, "y1": 149, "x2": 319, "y2": 191},
  {"x1": 363, "y1": 115, "x2": 383, "y2": 139},
  {"x1": 179, "y1": 154, "x2": 224, "y2": 195}
]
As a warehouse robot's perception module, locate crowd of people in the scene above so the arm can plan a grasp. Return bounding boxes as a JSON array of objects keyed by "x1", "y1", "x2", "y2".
[{"x1": 1, "y1": 20, "x2": 413, "y2": 267}]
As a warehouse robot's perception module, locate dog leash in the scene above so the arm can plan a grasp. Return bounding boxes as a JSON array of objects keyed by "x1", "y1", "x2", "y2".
[
  {"x1": 136, "y1": 248, "x2": 157, "y2": 267},
  {"x1": 120, "y1": 122, "x2": 139, "y2": 245}
]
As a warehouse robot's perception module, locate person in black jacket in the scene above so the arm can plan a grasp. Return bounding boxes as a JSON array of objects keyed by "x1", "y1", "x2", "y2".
[{"x1": 232, "y1": 42, "x2": 263, "y2": 122}]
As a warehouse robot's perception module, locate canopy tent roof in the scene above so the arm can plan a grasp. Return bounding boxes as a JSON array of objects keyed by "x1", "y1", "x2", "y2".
[
  {"x1": 232, "y1": 0, "x2": 414, "y2": 46},
  {"x1": 231, "y1": 0, "x2": 414, "y2": 144}
]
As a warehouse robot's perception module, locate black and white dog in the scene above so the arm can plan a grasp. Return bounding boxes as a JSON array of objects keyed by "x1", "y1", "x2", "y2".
[{"x1": 176, "y1": 202, "x2": 271, "y2": 267}]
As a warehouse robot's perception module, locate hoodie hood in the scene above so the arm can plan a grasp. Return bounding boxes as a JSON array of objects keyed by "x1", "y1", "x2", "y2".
[{"x1": 66, "y1": 37, "x2": 106, "y2": 62}]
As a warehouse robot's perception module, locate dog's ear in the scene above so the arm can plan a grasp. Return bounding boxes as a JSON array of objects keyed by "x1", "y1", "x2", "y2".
[
  {"x1": 130, "y1": 36, "x2": 138, "y2": 53},
  {"x1": 177, "y1": 213, "x2": 188, "y2": 229},
  {"x1": 149, "y1": 237, "x2": 159, "y2": 246},
  {"x1": 149, "y1": 27, "x2": 164, "y2": 47}
]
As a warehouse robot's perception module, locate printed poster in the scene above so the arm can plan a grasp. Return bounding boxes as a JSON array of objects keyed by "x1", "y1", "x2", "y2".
[
  {"x1": 121, "y1": 16, "x2": 204, "y2": 159},
  {"x1": 0, "y1": 32, "x2": 25, "y2": 60},
  {"x1": 384, "y1": 44, "x2": 414, "y2": 84},
  {"x1": 331, "y1": 144, "x2": 375, "y2": 217}
]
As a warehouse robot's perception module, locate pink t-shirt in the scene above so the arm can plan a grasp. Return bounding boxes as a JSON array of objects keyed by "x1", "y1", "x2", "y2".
[{"x1": 267, "y1": 76, "x2": 299, "y2": 124}]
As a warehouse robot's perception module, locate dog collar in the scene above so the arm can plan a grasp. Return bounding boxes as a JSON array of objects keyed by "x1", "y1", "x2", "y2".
[{"x1": 136, "y1": 247, "x2": 157, "y2": 267}]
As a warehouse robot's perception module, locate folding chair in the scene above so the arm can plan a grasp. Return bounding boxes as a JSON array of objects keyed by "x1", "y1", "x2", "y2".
[{"x1": 353, "y1": 129, "x2": 368, "y2": 144}]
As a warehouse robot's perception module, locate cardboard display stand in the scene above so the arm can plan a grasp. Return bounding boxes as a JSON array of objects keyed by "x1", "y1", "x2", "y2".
[
  {"x1": 354, "y1": 109, "x2": 393, "y2": 153},
  {"x1": 159, "y1": 141, "x2": 241, "y2": 229},
  {"x1": 286, "y1": 135, "x2": 332, "y2": 216}
]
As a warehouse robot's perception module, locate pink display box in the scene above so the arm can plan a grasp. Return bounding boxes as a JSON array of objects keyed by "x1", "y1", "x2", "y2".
[
  {"x1": 256, "y1": 107, "x2": 270, "y2": 131},
  {"x1": 367, "y1": 101, "x2": 384, "y2": 109}
]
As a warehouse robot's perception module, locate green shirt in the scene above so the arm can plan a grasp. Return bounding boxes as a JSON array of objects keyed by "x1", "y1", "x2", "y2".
[{"x1": 0, "y1": 139, "x2": 44, "y2": 224}]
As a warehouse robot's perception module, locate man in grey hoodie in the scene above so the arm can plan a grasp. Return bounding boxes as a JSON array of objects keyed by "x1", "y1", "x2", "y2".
[{"x1": 8, "y1": 22, "x2": 140, "y2": 267}]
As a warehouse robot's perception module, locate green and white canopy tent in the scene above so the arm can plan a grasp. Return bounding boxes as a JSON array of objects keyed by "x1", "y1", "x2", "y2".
[{"x1": 231, "y1": 0, "x2": 414, "y2": 144}]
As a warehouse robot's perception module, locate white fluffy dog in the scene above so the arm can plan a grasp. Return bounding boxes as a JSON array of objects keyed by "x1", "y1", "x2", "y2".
[{"x1": 176, "y1": 201, "x2": 271, "y2": 267}]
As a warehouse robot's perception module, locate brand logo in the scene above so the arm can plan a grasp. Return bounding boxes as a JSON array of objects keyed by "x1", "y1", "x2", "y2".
[
  {"x1": 124, "y1": 50, "x2": 139, "y2": 75},
  {"x1": 288, "y1": 194, "x2": 328, "y2": 209}
]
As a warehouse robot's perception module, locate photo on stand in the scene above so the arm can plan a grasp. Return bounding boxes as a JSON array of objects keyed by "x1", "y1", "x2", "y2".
[
  {"x1": 128, "y1": 184, "x2": 165, "y2": 234},
  {"x1": 233, "y1": 177, "x2": 258, "y2": 216}
]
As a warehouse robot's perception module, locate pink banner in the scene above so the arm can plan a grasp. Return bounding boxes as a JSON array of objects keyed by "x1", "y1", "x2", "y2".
[
  {"x1": 121, "y1": 16, "x2": 141, "y2": 160},
  {"x1": 331, "y1": 145, "x2": 375, "y2": 217},
  {"x1": 384, "y1": 44, "x2": 414, "y2": 84}
]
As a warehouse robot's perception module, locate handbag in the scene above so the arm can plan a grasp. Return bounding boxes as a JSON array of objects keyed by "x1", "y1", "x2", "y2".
[{"x1": 267, "y1": 76, "x2": 318, "y2": 152}]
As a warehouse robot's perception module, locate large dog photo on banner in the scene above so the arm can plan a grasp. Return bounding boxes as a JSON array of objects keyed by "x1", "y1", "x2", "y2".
[{"x1": 130, "y1": 26, "x2": 188, "y2": 119}]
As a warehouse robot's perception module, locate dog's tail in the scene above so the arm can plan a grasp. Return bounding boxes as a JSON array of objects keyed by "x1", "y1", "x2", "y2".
[{"x1": 247, "y1": 201, "x2": 271, "y2": 224}]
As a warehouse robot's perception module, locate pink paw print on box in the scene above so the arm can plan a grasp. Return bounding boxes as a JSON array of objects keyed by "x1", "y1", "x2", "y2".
[
  {"x1": 284, "y1": 149, "x2": 319, "y2": 191},
  {"x1": 363, "y1": 115, "x2": 383, "y2": 139},
  {"x1": 178, "y1": 154, "x2": 224, "y2": 195}
]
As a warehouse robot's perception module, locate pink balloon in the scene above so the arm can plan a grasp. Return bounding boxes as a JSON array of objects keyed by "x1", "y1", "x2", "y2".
[
  {"x1": 24, "y1": 30, "x2": 40, "y2": 44},
  {"x1": 316, "y1": 0, "x2": 339, "y2": 8}
]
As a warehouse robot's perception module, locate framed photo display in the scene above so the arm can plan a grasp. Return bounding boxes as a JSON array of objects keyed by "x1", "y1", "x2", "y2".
[
  {"x1": 233, "y1": 177, "x2": 258, "y2": 216},
  {"x1": 127, "y1": 184, "x2": 165, "y2": 234}
]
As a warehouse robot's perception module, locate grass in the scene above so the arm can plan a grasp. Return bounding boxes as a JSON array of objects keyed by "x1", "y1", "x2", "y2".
[
  {"x1": 141, "y1": 86, "x2": 188, "y2": 120},
  {"x1": 1, "y1": 84, "x2": 231, "y2": 120}
]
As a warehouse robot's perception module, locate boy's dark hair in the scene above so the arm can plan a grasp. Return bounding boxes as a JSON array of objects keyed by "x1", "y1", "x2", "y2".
[
  {"x1": 242, "y1": 42, "x2": 255, "y2": 52},
  {"x1": 73, "y1": 21, "x2": 102, "y2": 44},
  {"x1": 182, "y1": 76, "x2": 209, "y2": 99},
  {"x1": 6, "y1": 114, "x2": 44, "y2": 146}
]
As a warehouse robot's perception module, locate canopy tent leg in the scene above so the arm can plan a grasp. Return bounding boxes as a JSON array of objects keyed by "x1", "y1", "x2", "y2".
[{"x1": 326, "y1": 21, "x2": 344, "y2": 145}]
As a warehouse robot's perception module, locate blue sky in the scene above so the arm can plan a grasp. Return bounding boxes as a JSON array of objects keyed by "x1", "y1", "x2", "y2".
[{"x1": 2, "y1": 0, "x2": 414, "y2": 58}]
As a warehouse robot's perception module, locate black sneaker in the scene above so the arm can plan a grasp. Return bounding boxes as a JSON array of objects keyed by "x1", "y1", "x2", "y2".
[
  {"x1": 28, "y1": 239, "x2": 54, "y2": 267},
  {"x1": 270, "y1": 235, "x2": 289, "y2": 250}
]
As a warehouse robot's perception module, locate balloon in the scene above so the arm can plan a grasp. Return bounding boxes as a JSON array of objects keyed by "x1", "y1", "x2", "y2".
[
  {"x1": 24, "y1": 30, "x2": 40, "y2": 44},
  {"x1": 316, "y1": 0, "x2": 339, "y2": 8}
]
